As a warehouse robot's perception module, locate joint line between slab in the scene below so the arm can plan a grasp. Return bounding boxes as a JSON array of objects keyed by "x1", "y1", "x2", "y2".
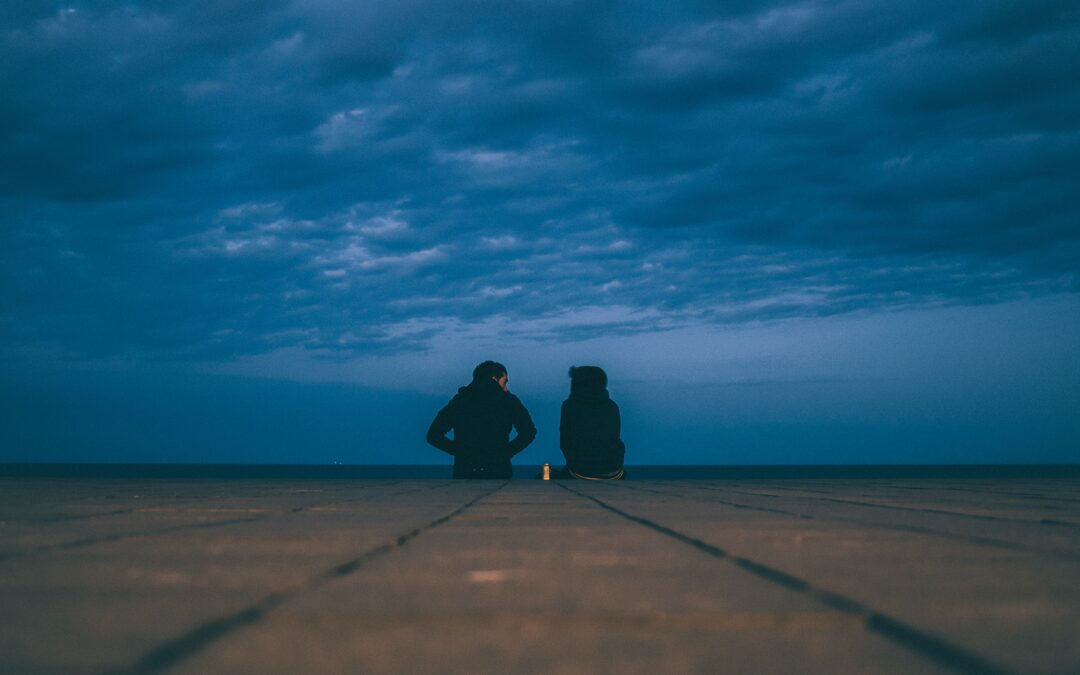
[
  {"x1": 101, "y1": 482, "x2": 507, "y2": 675},
  {"x1": 722, "y1": 488, "x2": 1080, "y2": 529},
  {"x1": 616, "y1": 481, "x2": 1080, "y2": 563},
  {"x1": 556, "y1": 482, "x2": 1016, "y2": 675},
  {"x1": 0, "y1": 481, "x2": 459, "y2": 562}
]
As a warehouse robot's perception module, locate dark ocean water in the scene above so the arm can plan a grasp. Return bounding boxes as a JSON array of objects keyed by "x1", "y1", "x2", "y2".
[{"x1": 1, "y1": 463, "x2": 1077, "y2": 480}]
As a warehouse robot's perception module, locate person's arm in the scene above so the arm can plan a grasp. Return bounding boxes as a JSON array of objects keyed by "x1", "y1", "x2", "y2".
[
  {"x1": 506, "y1": 397, "x2": 537, "y2": 456},
  {"x1": 426, "y1": 401, "x2": 458, "y2": 456},
  {"x1": 613, "y1": 402, "x2": 626, "y2": 454},
  {"x1": 559, "y1": 400, "x2": 573, "y2": 463}
]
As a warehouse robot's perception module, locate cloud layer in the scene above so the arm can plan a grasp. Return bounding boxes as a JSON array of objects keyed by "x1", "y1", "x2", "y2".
[{"x1": 3, "y1": 0, "x2": 1078, "y2": 363}]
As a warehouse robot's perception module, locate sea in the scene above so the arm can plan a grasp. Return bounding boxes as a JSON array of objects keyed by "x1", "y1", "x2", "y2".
[{"x1": 1, "y1": 463, "x2": 1077, "y2": 480}]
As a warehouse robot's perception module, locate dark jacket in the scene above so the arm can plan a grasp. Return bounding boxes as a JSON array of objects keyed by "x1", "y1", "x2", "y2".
[
  {"x1": 427, "y1": 378, "x2": 537, "y2": 478},
  {"x1": 560, "y1": 385, "x2": 625, "y2": 476}
]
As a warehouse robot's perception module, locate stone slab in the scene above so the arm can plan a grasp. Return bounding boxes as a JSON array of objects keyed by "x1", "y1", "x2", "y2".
[{"x1": 1, "y1": 477, "x2": 1077, "y2": 674}]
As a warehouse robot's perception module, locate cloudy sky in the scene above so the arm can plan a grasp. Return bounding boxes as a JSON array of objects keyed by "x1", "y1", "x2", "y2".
[{"x1": 2, "y1": 0, "x2": 1078, "y2": 465}]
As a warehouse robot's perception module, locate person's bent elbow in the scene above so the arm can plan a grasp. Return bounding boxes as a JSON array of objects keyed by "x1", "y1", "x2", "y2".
[{"x1": 426, "y1": 428, "x2": 455, "y2": 456}]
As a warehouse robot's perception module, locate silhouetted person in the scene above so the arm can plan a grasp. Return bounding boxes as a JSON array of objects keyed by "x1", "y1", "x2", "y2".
[
  {"x1": 557, "y1": 365, "x2": 626, "y2": 480},
  {"x1": 427, "y1": 360, "x2": 537, "y2": 479}
]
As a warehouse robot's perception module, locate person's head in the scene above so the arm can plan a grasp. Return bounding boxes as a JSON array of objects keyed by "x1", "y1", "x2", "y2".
[
  {"x1": 568, "y1": 365, "x2": 607, "y2": 393},
  {"x1": 473, "y1": 360, "x2": 508, "y2": 391}
]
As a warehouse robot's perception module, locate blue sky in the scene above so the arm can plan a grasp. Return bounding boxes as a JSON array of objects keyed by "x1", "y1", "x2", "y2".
[{"x1": 1, "y1": 1, "x2": 1078, "y2": 464}]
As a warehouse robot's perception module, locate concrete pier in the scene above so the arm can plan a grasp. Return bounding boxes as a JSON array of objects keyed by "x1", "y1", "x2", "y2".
[{"x1": 1, "y1": 477, "x2": 1078, "y2": 674}]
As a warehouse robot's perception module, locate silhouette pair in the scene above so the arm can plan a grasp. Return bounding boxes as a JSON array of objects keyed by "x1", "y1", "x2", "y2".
[{"x1": 426, "y1": 361, "x2": 626, "y2": 480}]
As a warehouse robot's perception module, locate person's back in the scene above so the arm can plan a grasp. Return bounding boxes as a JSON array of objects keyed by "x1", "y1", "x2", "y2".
[
  {"x1": 427, "y1": 361, "x2": 536, "y2": 479},
  {"x1": 559, "y1": 366, "x2": 626, "y2": 479}
]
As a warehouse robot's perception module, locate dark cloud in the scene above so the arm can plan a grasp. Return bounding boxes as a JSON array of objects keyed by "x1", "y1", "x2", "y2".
[{"x1": 1, "y1": 0, "x2": 1078, "y2": 364}]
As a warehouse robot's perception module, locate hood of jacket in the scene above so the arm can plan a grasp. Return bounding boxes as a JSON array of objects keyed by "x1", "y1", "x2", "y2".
[
  {"x1": 458, "y1": 377, "x2": 506, "y2": 401},
  {"x1": 568, "y1": 383, "x2": 610, "y2": 404}
]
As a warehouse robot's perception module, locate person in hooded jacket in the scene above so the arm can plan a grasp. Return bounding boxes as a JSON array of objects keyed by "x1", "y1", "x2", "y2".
[
  {"x1": 427, "y1": 360, "x2": 537, "y2": 479},
  {"x1": 557, "y1": 365, "x2": 626, "y2": 480}
]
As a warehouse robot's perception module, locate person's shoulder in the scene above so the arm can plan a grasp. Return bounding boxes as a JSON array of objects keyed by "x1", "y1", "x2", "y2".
[
  {"x1": 505, "y1": 391, "x2": 526, "y2": 406},
  {"x1": 445, "y1": 389, "x2": 467, "y2": 406},
  {"x1": 506, "y1": 392, "x2": 535, "y2": 414}
]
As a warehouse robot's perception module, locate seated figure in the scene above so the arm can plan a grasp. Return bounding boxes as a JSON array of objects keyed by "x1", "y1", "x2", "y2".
[
  {"x1": 556, "y1": 365, "x2": 626, "y2": 480},
  {"x1": 427, "y1": 360, "x2": 536, "y2": 479}
]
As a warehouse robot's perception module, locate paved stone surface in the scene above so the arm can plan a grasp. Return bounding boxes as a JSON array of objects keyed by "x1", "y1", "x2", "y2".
[{"x1": 1, "y1": 478, "x2": 1078, "y2": 674}]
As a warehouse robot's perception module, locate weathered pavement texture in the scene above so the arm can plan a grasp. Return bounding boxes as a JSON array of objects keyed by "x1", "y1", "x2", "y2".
[{"x1": 1, "y1": 478, "x2": 1078, "y2": 674}]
